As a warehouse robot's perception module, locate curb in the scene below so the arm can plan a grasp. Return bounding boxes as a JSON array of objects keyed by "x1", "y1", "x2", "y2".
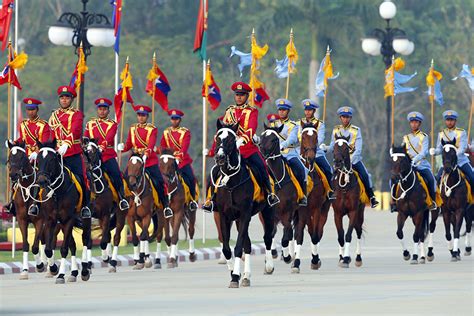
[{"x1": 0, "y1": 243, "x2": 270, "y2": 275}]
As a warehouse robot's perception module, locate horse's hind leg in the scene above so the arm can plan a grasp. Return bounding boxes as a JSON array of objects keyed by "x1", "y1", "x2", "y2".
[
  {"x1": 67, "y1": 235, "x2": 79, "y2": 282},
  {"x1": 219, "y1": 216, "x2": 233, "y2": 272},
  {"x1": 452, "y1": 208, "x2": 464, "y2": 261},
  {"x1": 465, "y1": 205, "x2": 473, "y2": 256},
  {"x1": 56, "y1": 220, "x2": 74, "y2": 284},
  {"x1": 214, "y1": 212, "x2": 226, "y2": 264},
  {"x1": 427, "y1": 209, "x2": 439, "y2": 261},
  {"x1": 32, "y1": 219, "x2": 46, "y2": 273},
  {"x1": 80, "y1": 216, "x2": 92, "y2": 280},
  {"x1": 127, "y1": 214, "x2": 141, "y2": 268},
  {"x1": 241, "y1": 233, "x2": 252, "y2": 287},
  {"x1": 334, "y1": 211, "x2": 345, "y2": 266},
  {"x1": 188, "y1": 210, "x2": 197, "y2": 262},
  {"x1": 354, "y1": 205, "x2": 364, "y2": 267},
  {"x1": 261, "y1": 205, "x2": 275, "y2": 275},
  {"x1": 100, "y1": 215, "x2": 112, "y2": 263},
  {"x1": 110, "y1": 209, "x2": 125, "y2": 272},
  {"x1": 18, "y1": 217, "x2": 30, "y2": 280},
  {"x1": 396, "y1": 212, "x2": 410, "y2": 261}
]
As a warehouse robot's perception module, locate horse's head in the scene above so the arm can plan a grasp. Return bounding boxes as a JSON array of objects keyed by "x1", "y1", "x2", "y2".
[
  {"x1": 300, "y1": 121, "x2": 319, "y2": 168},
  {"x1": 441, "y1": 138, "x2": 458, "y2": 173},
  {"x1": 215, "y1": 119, "x2": 239, "y2": 167},
  {"x1": 82, "y1": 137, "x2": 102, "y2": 169},
  {"x1": 333, "y1": 134, "x2": 351, "y2": 171},
  {"x1": 126, "y1": 153, "x2": 145, "y2": 191},
  {"x1": 260, "y1": 123, "x2": 284, "y2": 159},
  {"x1": 159, "y1": 148, "x2": 178, "y2": 182},
  {"x1": 390, "y1": 144, "x2": 411, "y2": 179},
  {"x1": 6, "y1": 140, "x2": 28, "y2": 182},
  {"x1": 36, "y1": 139, "x2": 60, "y2": 188}
]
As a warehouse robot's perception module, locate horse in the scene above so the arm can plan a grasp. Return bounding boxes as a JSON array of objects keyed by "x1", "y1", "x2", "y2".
[
  {"x1": 6, "y1": 141, "x2": 47, "y2": 279},
  {"x1": 331, "y1": 134, "x2": 365, "y2": 268},
  {"x1": 34, "y1": 139, "x2": 91, "y2": 283},
  {"x1": 439, "y1": 138, "x2": 468, "y2": 261},
  {"x1": 259, "y1": 123, "x2": 300, "y2": 272},
  {"x1": 390, "y1": 145, "x2": 432, "y2": 264},
  {"x1": 125, "y1": 154, "x2": 156, "y2": 270},
  {"x1": 212, "y1": 120, "x2": 274, "y2": 288},
  {"x1": 298, "y1": 122, "x2": 331, "y2": 271},
  {"x1": 82, "y1": 138, "x2": 127, "y2": 273},
  {"x1": 157, "y1": 148, "x2": 196, "y2": 268}
]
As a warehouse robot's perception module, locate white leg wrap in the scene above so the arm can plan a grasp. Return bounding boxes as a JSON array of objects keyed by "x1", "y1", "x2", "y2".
[
  {"x1": 112, "y1": 246, "x2": 118, "y2": 261},
  {"x1": 453, "y1": 238, "x2": 459, "y2": 252},
  {"x1": 133, "y1": 246, "x2": 139, "y2": 260},
  {"x1": 271, "y1": 238, "x2": 276, "y2": 250},
  {"x1": 295, "y1": 244, "x2": 302, "y2": 259},
  {"x1": 34, "y1": 252, "x2": 42, "y2": 265},
  {"x1": 189, "y1": 239, "x2": 195, "y2": 253},
  {"x1": 58, "y1": 258, "x2": 67, "y2": 275},
  {"x1": 244, "y1": 253, "x2": 251, "y2": 278},
  {"x1": 400, "y1": 238, "x2": 407, "y2": 251},
  {"x1": 265, "y1": 250, "x2": 274, "y2": 272},
  {"x1": 47, "y1": 252, "x2": 55, "y2": 266},
  {"x1": 82, "y1": 246, "x2": 87, "y2": 262},
  {"x1": 144, "y1": 240, "x2": 150, "y2": 255},
  {"x1": 447, "y1": 239, "x2": 453, "y2": 251},
  {"x1": 22, "y1": 252, "x2": 29, "y2": 271},
  {"x1": 106, "y1": 243, "x2": 111, "y2": 256},
  {"x1": 232, "y1": 257, "x2": 241, "y2": 276},
  {"x1": 101, "y1": 249, "x2": 108, "y2": 261},
  {"x1": 310, "y1": 243, "x2": 318, "y2": 256},
  {"x1": 428, "y1": 233, "x2": 434, "y2": 248},
  {"x1": 71, "y1": 256, "x2": 78, "y2": 271},
  {"x1": 413, "y1": 242, "x2": 419, "y2": 256},
  {"x1": 40, "y1": 244, "x2": 46, "y2": 264},
  {"x1": 282, "y1": 246, "x2": 289, "y2": 257},
  {"x1": 339, "y1": 246, "x2": 344, "y2": 256},
  {"x1": 356, "y1": 238, "x2": 361, "y2": 255},
  {"x1": 87, "y1": 249, "x2": 92, "y2": 262},
  {"x1": 220, "y1": 243, "x2": 225, "y2": 260},
  {"x1": 419, "y1": 242, "x2": 426, "y2": 258},
  {"x1": 139, "y1": 240, "x2": 145, "y2": 253},
  {"x1": 156, "y1": 242, "x2": 162, "y2": 259},
  {"x1": 465, "y1": 232, "x2": 471, "y2": 247},
  {"x1": 226, "y1": 259, "x2": 233, "y2": 271},
  {"x1": 289, "y1": 239, "x2": 295, "y2": 257},
  {"x1": 343, "y1": 242, "x2": 351, "y2": 257},
  {"x1": 170, "y1": 244, "x2": 177, "y2": 259}
]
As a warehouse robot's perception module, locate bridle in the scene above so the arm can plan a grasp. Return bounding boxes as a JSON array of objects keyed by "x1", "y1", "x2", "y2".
[
  {"x1": 390, "y1": 152, "x2": 416, "y2": 200},
  {"x1": 127, "y1": 156, "x2": 146, "y2": 206},
  {"x1": 85, "y1": 141, "x2": 105, "y2": 194},
  {"x1": 212, "y1": 128, "x2": 242, "y2": 187},
  {"x1": 30, "y1": 147, "x2": 65, "y2": 203},
  {"x1": 160, "y1": 154, "x2": 179, "y2": 199},
  {"x1": 333, "y1": 138, "x2": 353, "y2": 188},
  {"x1": 440, "y1": 144, "x2": 461, "y2": 197},
  {"x1": 7, "y1": 146, "x2": 36, "y2": 202},
  {"x1": 261, "y1": 129, "x2": 286, "y2": 186},
  {"x1": 300, "y1": 126, "x2": 318, "y2": 173}
]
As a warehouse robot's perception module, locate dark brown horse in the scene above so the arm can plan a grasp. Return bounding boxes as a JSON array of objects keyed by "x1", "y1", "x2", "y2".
[
  {"x1": 6, "y1": 141, "x2": 47, "y2": 279},
  {"x1": 298, "y1": 122, "x2": 331, "y2": 271},
  {"x1": 331, "y1": 134, "x2": 364, "y2": 268},
  {"x1": 259, "y1": 123, "x2": 300, "y2": 271},
  {"x1": 390, "y1": 145, "x2": 431, "y2": 264},
  {"x1": 35, "y1": 139, "x2": 91, "y2": 283},
  {"x1": 439, "y1": 138, "x2": 468, "y2": 261},
  {"x1": 213, "y1": 121, "x2": 274, "y2": 288}
]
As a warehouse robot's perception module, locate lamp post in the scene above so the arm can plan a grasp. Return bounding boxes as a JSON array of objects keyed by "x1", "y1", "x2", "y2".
[
  {"x1": 48, "y1": 0, "x2": 114, "y2": 113},
  {"x1": 361, "y1": 0, "x2": 414, "y2": 191}
]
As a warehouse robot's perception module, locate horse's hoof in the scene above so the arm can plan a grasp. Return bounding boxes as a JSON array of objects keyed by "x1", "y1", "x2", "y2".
[
  {"x1": 67, "y1": 275, "x2": 77, "y2": 282},
  {"x1": 241, "y1": 278, "x2": 251, "y2": 287},
  {"x1": 450, "y1": 256, "x2": 458, "y2": 262},
  {"x1": 55, "y1": 276, "x2": 65, "y2": 284},
  {"x1": 228, "y1": 281, "x2": 239, "y2": 288},
  {"x1": 217, "y1": 256, "x2": 227, "y2": 264},
  {"x1": 189, "y1": 252, "x2": 197, "y2": 262},
  {"x1": 271, "y1": 249, "x2": 278, "y2": 259},
  {"x1": 419, "y1": 257, "x2": 426, "y2": 264},
  {"x1": 108, "y1": 266, "x2": 117, "y2": 273},
  {"x1": 339, "y1": 262, "x2": 349, "y2": 268},
  {"x1": 427, "y1": 255, "x2": 434, "y2": 262},
  {"x1": 291, "y1": 266, "x2": 300, "y2": 274},
  {"x1": 36, "y1": 263, "x2": 46, "y2": 273},
  {"x1": 19, "y1": 271, "x2": 28, "y2": 280},
  {"x1": 167, "y1": 259, "x2": 178, "y2": 269},
  {"x1": 133, "y1": 263, "x2": 145, "y2": 270},
  {"x1": 102, "y1": 256, "x2": 110, "y2": 263},
  {"x1": 355, "y1": 255, "x2": 363, "y2": 267},
  {"x1": 154, "y1": 263, "x2": 162, "y2": 269},
  {"x1": 263, "y1": 266, "x2": 274, "y2": 275},
  {"x1": 144, "y1": 258, "x2": 153, "y2": 269},
  {"x1": 403, "y1": 250, "x2": 410, "y2": 261},
  {"x1": 283, "y1": 255, "x2": 292, "y2": 264},
  {"x1": 311, "y1": 260, "x2": 322, "y2": 270},
  {"x1": 291, "y1": 259, "x2": 301, "y2": 273},
  {"x1": 465, "y1": 247, "x2": 472, "y2": 256},
  {"x1": 81, "y1": 271, "x2": 91, "y2": 282}
]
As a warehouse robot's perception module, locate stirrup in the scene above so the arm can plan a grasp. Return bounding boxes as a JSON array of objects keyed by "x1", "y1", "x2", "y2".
[
  {"x1": 390, "y1": 204, "x2": 398, "y2": 213},
  {"x1": 189, "y1": 200, "x2": 198, "y2": 212},
  {"x1": 328, "y1": 191, "x2": 336, "y2": 200},
  {"x1": 429, "y1": 201, "x2": 437, "y2": 211},
  {"x1": 119, "y1": 199, "x2": 129, "y2": 211},
  {"x1": 164, "y1": 207, "x2": 173, "y2": 219},
  {"x1": 28, "y1": 204, "x2": 39, "y2": 216},
  {"x1": 298, "y1": 196, "x2": 308, "y2": 206},
  {"x1": 267, "y1": 193, "x2": 280, "y2": 207},
  {"x1": 202, "y1": 200, "x2": 214, "y2": 213},
  {"x1": 81, "y1": 206, "x2": 92, "y2": 219},
  {"x1": 370, "y1": 197, "x2": 379, "y2": 209}
]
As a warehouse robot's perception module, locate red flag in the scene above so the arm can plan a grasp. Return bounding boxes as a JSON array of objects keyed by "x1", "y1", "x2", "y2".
[
  {"x1": 254, "y1": 87, "x2": 269, "y2": 108},
  {"x1": 0, "y1": 0, "x2": 14, "y2": 52},
  {"x1": 113, "y1": 87, "x2": 134, "y2": 124},
  {"x1": 145, "y1": 62, "x2": 171, "y2": 112},
  {"x1": 201, "y1": 64, "x2": 221, "y2": 110},
  {"x1": 0, "y1": 46, "x2": 21, "y2": 89},
  {"x1": 193, "y1": 0, "x2": 207, "y2": 60}
]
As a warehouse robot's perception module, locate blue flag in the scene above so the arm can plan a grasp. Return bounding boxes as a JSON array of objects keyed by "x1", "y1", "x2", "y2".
[
  {"x1": 314, "y1": 55, "x2": 339, "y2": 97},
  {"x1": 394, "y1": 71, "x2": 417, "y2": 95},
  {"x1": 229, "y1": 46, "x2": 251, "y2": 77},
  {"x1": 453, "y1": 64, "x2": 474, "y2": 91},
  {"x1": 274, "y1": 56, "x2": 297, "y2": 79}
]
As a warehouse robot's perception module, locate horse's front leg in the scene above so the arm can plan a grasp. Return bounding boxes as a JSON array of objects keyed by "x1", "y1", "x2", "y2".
[
  {"x1": 168, "y1": 211, "x2": 183, "y2": 269},
  {"x1": 230, "y1": 214, "x2": 251, "y2": 288},
  {"x1": 261, "y1": 205, "x2": 275, "y2": 275},
  {"x1": 427, "y1": 208, "x2": 439, "y2": 261},
  {"x1": 241, "y1": 233, "x2": 252, "y2": 287},
  {"x1": 341, "y1": 209, "x2": 356, "y2": 268},
  {"x1": 80, "y1": 214, "x2": 92, "y2": 279},
  {"x1": 214, "y1": 211, "x2": 226, "y2": 264},
  {"x1": 67, "y1": 234, "x2": 79, "y2": 282},
  {"x1": 32, "y1": 218, "x2": 46, "y2": 273},
  {"x1": 465, "y1": 205, "x2": 473, "y2": 256},
  {"x1": 139, "y1": 213, "x2": 153, "y2": 269},
  {"x1": 442, "y1": 207, "x2": 454, "y2": 258},
  {"x1": 110, "y1": 206, "x2": 125, "y2": 272},
  {"x1": 127, "y1": 212, "x2": 141, "y2": 268},
  {"x1": 44, "y1": 218, "x2": 59, "y2": 277},
  {"x1": 219, "y1": 215, "x2": 233, "y2": 273},
  {"x1": 354, "y1": 204, "x2": 365, "y2": 267},
  {"x1": 452, "y1": 207, "x2": 464, "y2": 261},
  {"x1": 17, "y1": 214, "x2": 30, "y2": 280},
  {"x1": 56, "y1": 219, "x2": 74, "y2": 284},
  {"x1": 99, "y1": 215, "x2": 112, "y2": 263},
  {"x1": 187, "y1": 209, "x2": 197, "y2": 262},
  {"x1": 396, "y1": 212, "x2": 410, "y2": 261}
]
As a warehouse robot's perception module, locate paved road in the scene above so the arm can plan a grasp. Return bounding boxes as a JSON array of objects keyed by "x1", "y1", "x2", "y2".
[{"x1": 1, "y1": 210, "x2": 473, "y2": 315}]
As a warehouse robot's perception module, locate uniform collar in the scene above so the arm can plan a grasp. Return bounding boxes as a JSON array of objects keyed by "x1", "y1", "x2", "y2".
[
  {"x1": 28, "y1": 116, "x2": 40, "y2": 123},
  {"x1": 446, "y1": 126, "x2": 456, "y2": 132},
  {"x1": 171, "y1": 126, "x2": 181, "y2": 131},
  {"x1": 137, "y1": 123, "x2": 148, "y2": 128},
  {"x1": 280, "y1": 117, "x2": 290, "y2": 123},
  {"x1": 411, "y1": 129, "x2": 421, "y2": 135},
  {"x1": 341, "y1": 123, "x2": 351, "y2": 129}
]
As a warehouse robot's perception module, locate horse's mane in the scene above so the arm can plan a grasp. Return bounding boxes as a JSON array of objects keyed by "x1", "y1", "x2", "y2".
[
  {"x1": 161, "y1": 148, "x2": 174, "y2": 155},
  {"x1": 301, "y1": 121, "x2": 316, "y2": 130},
  {"x1": 38, "y1": 139, "x2": 57, "y2": 149}
]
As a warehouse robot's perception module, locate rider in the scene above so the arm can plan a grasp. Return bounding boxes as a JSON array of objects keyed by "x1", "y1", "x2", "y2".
[
  {"x1": 300, "y1": 99, "x2": 335, "y2": 200},
  {"x1": 430, "y1": 110, "x2": 474, "y2": 195},
  {"x1": 392, "y1": 111, "x2": 437, "y2": 212},
  {"x1": 3, "y1": 98, "x2": 52, "y2": 215},
  {"x1": 202, "y1": 82, "x2": 279, "y2": 211},
  {"x1": 269, "y1": 98, "x2": 307, "y2": 206},
  {"x1": 118, "y1": 105, "x2": 173, "y2": 218},
  {"x1": 48, "y1": 86, "x2": 91, "y2": 218},
  {"x1": 321, "y1": 106, "x2": 380, "y2": 208},
  {"x1": 160, "y1": 109, "x2": 198, "y2": 212},
  {"x1": 84, "y1": 98, "x2": 129, "y2": 211}
]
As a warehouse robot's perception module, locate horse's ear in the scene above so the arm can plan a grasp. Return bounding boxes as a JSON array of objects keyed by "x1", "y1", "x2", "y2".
[
  {"x1": 263, "y1": 122, "x2": 268, "y2": 130},
  {"x1": 52, "y1": 138, "x2": 57, "y2": 149},
  {"x1": 451, "y1": 137, "x2": 456, "y2": 145},
  {"x1": 5, "y1": 139, "x2": 14, "y2": 149},
  {"x1": 82, "y1": 137, "x2": 90, "y2": 147},
  {"x1": 300, "y1": 119, "x2": 304, "y2": 128},
  {"x1": 231, "y1": 123, "x2": 239, "y2": 133},
  {"x1": 216, "y1": 119, "x2": 223, "y2": 130},
  {"x1": 276, "y1": 124, "x2": 284, "y2": 134},
  {"x1": 343, "y1": 135, "x2": 350, "y2": 142},
  {"x1": 37, "y1": 139, "x2": 43, "y2": 148},
  {"x1": 441, "y1": 138, "x2": 446, "y2": 146}
]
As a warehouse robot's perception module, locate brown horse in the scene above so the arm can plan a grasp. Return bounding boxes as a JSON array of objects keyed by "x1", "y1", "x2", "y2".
[
  {"x1": 331, "y1": 134, "x2": 365, "y2": 268},
  {"x1": 298, "y1": 122, "x2": 331, "y2": 271},
  {"x1": 259, "y1": 123, "x2": 299, "y2": 271},
  {"x1": 125, "y1": 154, "x2": 155, "y2": 269},
  {"x1": 390, "y1": 145, "x2": 431, "y2": 264},
  {"x1": 439, "y1": 138, "x2": 468, "y2": 261},
  {"x1": 6, "y1": 141, "x2": 47, "y2": 279}
]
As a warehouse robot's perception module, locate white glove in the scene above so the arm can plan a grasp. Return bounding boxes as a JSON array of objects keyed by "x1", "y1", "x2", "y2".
[
  {"x1": 117, "y1": 143, "x2": 124, "y2": 151},
  {"x1": 429, "y1": 148, "x2": 435, "y2": 156},
  {"x1": 203, "y1": 148, "x2": 209, "y2": 156},
  {"x1": 236, "y1": 138, "x2": 245, "y2": 148},
  {"x1": 142, "y1": 155, "x2": 148, "y2": 163},
  {"x1": 252, "y1": 135, "x2": 261, "y2": 145},
  {"x1": 319, "y1": 143, "x2": 327, "y2": 152},
  {"x1": 57, "y1": 144, "x2": 69, "y2": 156},
  {"x1": 28, "y1": 152, "x2": 38, "y2": 161}
]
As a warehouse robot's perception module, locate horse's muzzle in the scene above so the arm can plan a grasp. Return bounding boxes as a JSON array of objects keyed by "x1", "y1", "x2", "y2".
[{"x1": 37, "y1": 175, "x2": 50, "y2": 188}]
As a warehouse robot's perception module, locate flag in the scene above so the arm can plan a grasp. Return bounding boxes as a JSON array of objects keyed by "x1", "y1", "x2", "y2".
[
  {"x1": 249, "y1": 33, "x2": 269, "y2": 107},
  {"x1": 229, "y1": 46, "x2": 251, "y2": 77},
  {"x1": 314, "y1": 52, "x2": 339, "y2": 97},
  {"x1": 146, "y1": 61, "x2": 171, "y2": 112},
  {"x1": 68, "y1": 46, "x2": 88, "y2": 92},
  {"x1": 286, "y1": 35, "x2": 298, "y2": 74},
  {"x1": 426, "y1": 65, "x2": 444, "y2": 106},
  {"x1": 394, "y1": 71, "x2": 417, "y2": 95},
  {"x1": 193, "y1": 0, "x2": 207, "y2": 61},
  {"x1": 0, "y1": 44, "x2": 24, "y2": 89},
  {"x1": 250, "y1": 35, "x2": 268, "y2": 75},
  {"x1": 202, "y1": 64, "x2": 221, "y2": 110},
  {"x1": 250, "y1": 76, "x2": 269, "y2": 108},
  {"x1": 110, "y1": 0, "x2": 122, "y2": 54},
  {"x1": 384, "y1": 57, "x2": 417, "y2": 97},
  {"x1": 114, "y1": 61, "x2": 134, "y2": 123},
  {"x1": 453, "y1": 64, "x2": 474, "y2": 92},
  {"x1": 274, "y1": 56, "x2": 290, "y2": 79},
  {"x1": 0, "y1": 0, "x2": 14, "y2": 52}
]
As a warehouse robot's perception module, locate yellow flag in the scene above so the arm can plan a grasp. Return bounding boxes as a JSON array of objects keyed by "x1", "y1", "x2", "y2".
[
  {"x1": 121, "y1": 63, "x2": 133, "y2": 102},
  {"x1": 323, "y1": 54, "x2": 335, "y2": 86},
  {"x1": 426, "y1": 68, "x2": 442, "y2": 87},
  {"x1": 384, "y1": 64, "x2": 394, "y2": 98},
  {"x1": 76, "y1": 47, "x2": 88, "y2": 88},
  {"x1": 8, "y1": 52, "x2": 28, "y2": 69},
  {"x1": 393, "y1": 57, "x2": 405, "y2": 71},
  {"x1": 286, "y1": 38, "x2": 298, "y2": 73},
  {"x1": 147, "y1": 62, "x2": 159, "y2": 82}
]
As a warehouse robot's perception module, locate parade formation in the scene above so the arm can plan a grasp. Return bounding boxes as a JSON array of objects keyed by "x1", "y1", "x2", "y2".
[{"x1": 0, "y1": 0, "x2": 472, "y2": 294}]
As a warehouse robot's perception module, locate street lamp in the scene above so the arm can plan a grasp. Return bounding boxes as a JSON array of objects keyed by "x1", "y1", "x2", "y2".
[
  {"x1": 361, "y1": 0, "x2": 414, "y2": 192},
  {"x1": 48, "y1": 0, "x2": 114, "y2": 112}
]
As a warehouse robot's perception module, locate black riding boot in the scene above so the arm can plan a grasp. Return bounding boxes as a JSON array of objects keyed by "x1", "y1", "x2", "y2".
[
  {"x1": 367, "y1": 187, "x2": 379, "y2": 209},
  {"x1": 81, "y1": 189, "x2": 92, "y2": 218},
  {"x1": 27, "y1": 186, "x2": 40, "y2": 216},
  {"x1": 299, "y1": 180, "x2": 308, "y2": 206},
  {"x1": 156, "y1": 184, "x2": 173, "y2": 219},
  {"x1": 117, "y1": 185, "x2": 129, "y2": 211},
  {"x1": 3, "y1": 190, "x2": 16, "y2": 216}
]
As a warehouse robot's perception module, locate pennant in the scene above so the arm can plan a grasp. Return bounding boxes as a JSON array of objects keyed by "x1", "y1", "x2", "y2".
[
  {"x1": 315, "y1": 53, "x2": 339, "y2": 97},
  {"x1": 274, "y1": 56, "x2": 290, "y2": 79},
  {"x1": 146, "y1": 62, "x2": 171, "y2": 112},
  {"x1": 384, "y1": 57, "x2": 416, "y2": 97},
  {"x1": 285, "y1": 36, "x2": 298, "y2": 73},
  {"x1": 202, "y1": 65, "x2": 221, "y2": 110},
  {"x1": 453, "y1": 64, "x2": 474, "y2": 91},
  {"x1": 394, "y1": 71, "x2": 417, "y2": 95},
  {"x1": 229, "y1": 46, "x2": 251, "y2": 77},
  {"x1": 250, "y1": 76, "x2": 269, "y2": 108},
  {"x1": 110, "y1": 0, "x2": 122, "y2": 54},
  {"x1": 193, "y1": 0, "x2": 208, "y2": 61},
  {"x1": 426, "y1": 66, "x2": 444, "y2": 106},
  {"x1": 0, "y1": 0, "x2": 14, "y2": 52},
  {"x1": 0, "y1": 44, "x2": 22, "y2": 89},
  {"x1": 113, "y1": 61, "x2": 134, "y2": 123}
]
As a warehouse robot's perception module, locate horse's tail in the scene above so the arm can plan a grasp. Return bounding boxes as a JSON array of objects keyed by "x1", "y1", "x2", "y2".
[
  {"x1": 148, "y1": 211, "x2": 159, "y2": 243},
  {"x1": 423, "y1": 209, "x2": 430, "y2": 240}
]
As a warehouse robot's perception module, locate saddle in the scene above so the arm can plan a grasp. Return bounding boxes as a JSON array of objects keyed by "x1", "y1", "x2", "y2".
[
  {"x1": 353, "y1": 170, "x2": 370, "y2": 206},
  {"x1": 145, "y1": 173, "x2": 163, "y2": 209},
  {"x1": 65, "y1": 167, "x2": 83, "y2": 212},
  {"x1": 178, "y1": 175, "x2": 199, "y2": 204},
  {"x1": 394, "y1": 172, "x2": 443, "y2": 207},
  {"x1": 92, "y1": 172, "x2": 131, "y2": 203},
  {"x1": 285, "y1": 164, "x2": 314, "y2": 201},
  {"x1": 439, "y1": 171, "x2": 473, "y2": 204}
]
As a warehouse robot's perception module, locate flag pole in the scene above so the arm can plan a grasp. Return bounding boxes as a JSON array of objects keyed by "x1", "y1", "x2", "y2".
[
  {"x1": 119, "y1": 56, "x2": 129, "y2": 166},
  {"x1": 6, "y1": 40, "x2": 14, "y2": 258},
  {"x1": 250, "y1": 28, "x2": 255, "y2": 106},
  {"x1": 468, "y1": 92, "x2": 473, "y2": 144},
  {"x1": 285, "y1": 28, "x2": 293, "y2": 99},
  {"x1": 322, "y1": 45, "x2": 330, "y2": 122},
  {"x1": 13, "y1": 0, "x2": 19, "y2": 141},
  {"x1": 151, "y1": 52, "x2": 156, "y2": 125},
  {"x1": 114, "y1": 52, "x2": 119, "y2": 152},
  {"x1": 75, "y1": 42, "x2": 83, "y2": 110},
  {"x1": 201, "y1": 59, "x2": 208, "y2": 244},
  {"x1": 429, "y1": 59, "x2": 435, "y2": 171},
  {"x1": 391, "y1": 55, "x2": 395, "y2": 145}
]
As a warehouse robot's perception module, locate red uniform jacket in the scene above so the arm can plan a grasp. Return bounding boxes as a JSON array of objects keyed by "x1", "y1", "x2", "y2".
[
  {"x1": 84, "y1": 117, "x2": 118, "y2": 162},
  {"x1": 16, "y1": 117, "x2": 52, "y2": 156},
  {"x1": 222, "y1": 104, "x2": 259, "y2": 158},
  {"x1": 123, "y1": 123, "x2": 158, "y2": 168},
  {"x1": 48, "y1": 107, "x2": 84, "y2": 157},
  {"x1": 160, "y1": 126, "x2": 192, "y2": 168}
]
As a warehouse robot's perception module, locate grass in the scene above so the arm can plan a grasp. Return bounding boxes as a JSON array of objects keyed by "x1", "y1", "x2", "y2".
[{"x1": 0, "y1": 238, "x2": 224, "y2": 263}]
